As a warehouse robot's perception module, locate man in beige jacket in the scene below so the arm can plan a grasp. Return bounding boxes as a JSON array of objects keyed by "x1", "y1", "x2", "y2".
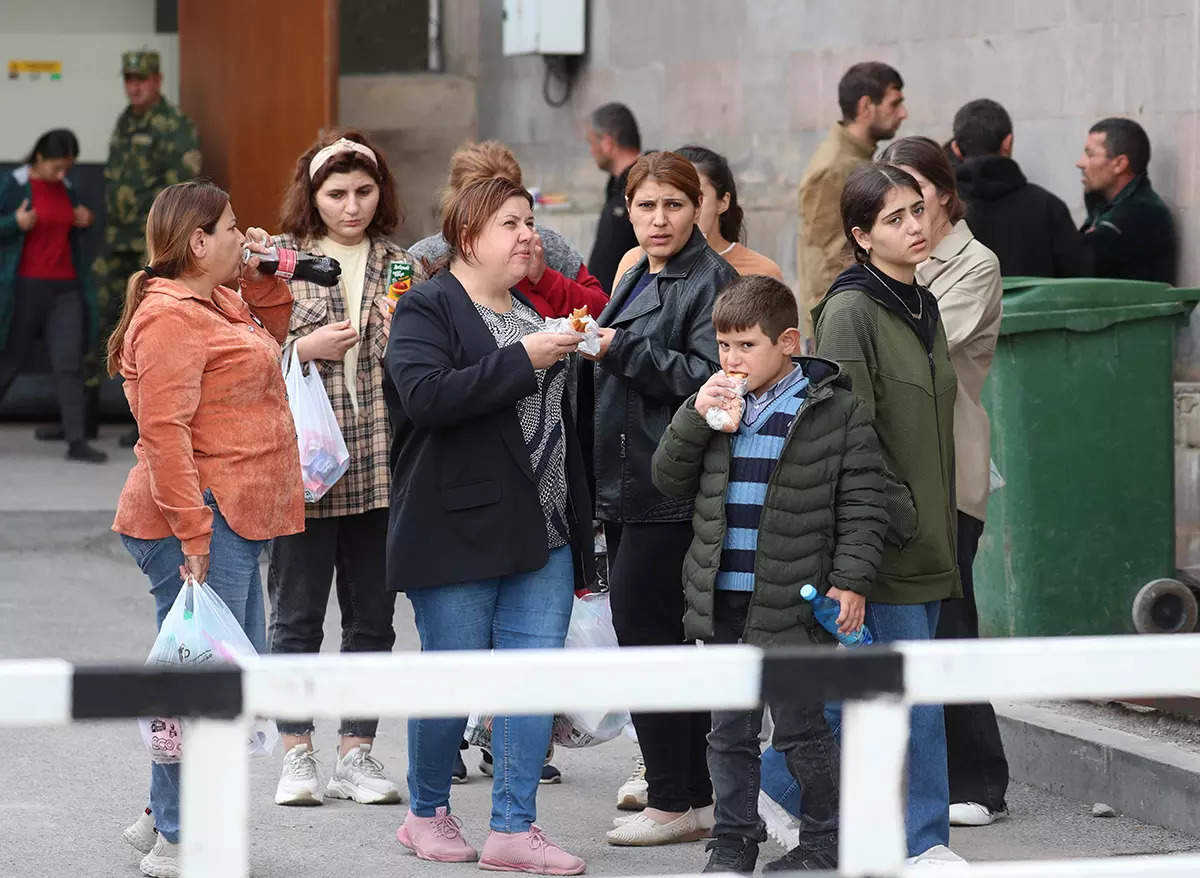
[{"x1": 796, "y1": 62, "x2": 907, "y2": 339}]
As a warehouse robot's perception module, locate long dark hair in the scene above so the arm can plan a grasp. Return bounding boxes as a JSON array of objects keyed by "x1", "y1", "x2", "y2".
[
  {"x1": 676, "y1": 145, "x2": 744, "y2": 243},
  {"x1": 879, "y1": 136, "x2": 965, "y2": 223},
  {"x1": 279, "y1": 128, "x2": 402, "y2": 242},
  {"x1": 26, "y1": 129, "x2": 79, "y2": 165},
  {"x1": 840, "y1": 163, "x2": 923, "y2": 264}
]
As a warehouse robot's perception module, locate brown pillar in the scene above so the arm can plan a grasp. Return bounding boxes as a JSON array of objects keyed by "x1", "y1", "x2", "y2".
[{"x1": 178, "y1": 0, "x2": 338, "y2": 231}]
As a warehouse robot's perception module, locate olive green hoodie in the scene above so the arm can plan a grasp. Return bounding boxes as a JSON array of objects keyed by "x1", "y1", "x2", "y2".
[{"x1": 812, "y1": 263, "x2": 961, "y2": 604}]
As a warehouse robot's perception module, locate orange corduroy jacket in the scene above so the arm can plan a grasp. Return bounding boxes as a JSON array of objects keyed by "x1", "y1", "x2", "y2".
[{"x1": 112, "y1": 275, "x2": 304, "y2": 555}]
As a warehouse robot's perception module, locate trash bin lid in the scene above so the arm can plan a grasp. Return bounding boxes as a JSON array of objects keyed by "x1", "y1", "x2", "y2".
[{"x1": 997, "y1": 277, "x2": 1200, "y2": 335}]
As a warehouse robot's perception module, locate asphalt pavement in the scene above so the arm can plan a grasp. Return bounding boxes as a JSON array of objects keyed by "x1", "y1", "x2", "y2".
[{"x1": 1, "y1": 423, "x2": 1198, "y2": 877}]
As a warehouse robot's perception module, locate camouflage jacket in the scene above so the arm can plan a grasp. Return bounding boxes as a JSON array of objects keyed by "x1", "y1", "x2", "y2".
[
  {"x1": 104, "y1": 97, "x2": 201, "y2": 254},
  {"x1": 275, "y1": 233, "x2": 425, "y2": 519}
]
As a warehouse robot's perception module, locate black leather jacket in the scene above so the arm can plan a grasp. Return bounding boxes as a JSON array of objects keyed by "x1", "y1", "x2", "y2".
[{"x1": 593, "y1": 226, "x2": 737, "y2": 522}]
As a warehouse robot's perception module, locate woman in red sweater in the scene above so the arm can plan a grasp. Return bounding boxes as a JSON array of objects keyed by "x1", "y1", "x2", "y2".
[{"x1": 0, "y1": 129, "x2": 105, "y2": 462}]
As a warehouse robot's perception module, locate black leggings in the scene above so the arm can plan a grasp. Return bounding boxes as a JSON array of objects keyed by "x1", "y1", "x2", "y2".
[
  {"x1": 937, "y1": 511, "x2": 1010, "y2": 811},
  {"x1": 606, "y1": 520, "x2": 712, "y2": 812},
  {"x1": 0, "y1": 278, "x2": 86, "y2": 441},
  {"x1": 267, "y1": 509, "x2": 396, "y2": 738}
]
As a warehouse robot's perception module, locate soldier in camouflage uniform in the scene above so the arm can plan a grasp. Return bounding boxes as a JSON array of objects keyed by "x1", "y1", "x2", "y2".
[{"x1": 87, "y1": 49, "x2": 201, "y2": 444}]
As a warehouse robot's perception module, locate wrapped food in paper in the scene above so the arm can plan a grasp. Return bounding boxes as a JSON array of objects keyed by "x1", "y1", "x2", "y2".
[
  {"x1": 544, "y1": 306, "x2": 602, "y2": 357},
  {"x1": 705, "y1": 372, "x2": 749, "y2": 432}
]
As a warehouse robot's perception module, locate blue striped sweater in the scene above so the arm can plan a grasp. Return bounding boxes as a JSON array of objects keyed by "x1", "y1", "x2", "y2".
[{"x1": 715, "y1": 377, "x2": 810, "y2": 592}]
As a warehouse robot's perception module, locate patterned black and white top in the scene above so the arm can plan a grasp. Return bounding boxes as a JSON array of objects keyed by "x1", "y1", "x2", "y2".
[{"x1": 473, "y1": 296, "x2": 570, "y2": 550}]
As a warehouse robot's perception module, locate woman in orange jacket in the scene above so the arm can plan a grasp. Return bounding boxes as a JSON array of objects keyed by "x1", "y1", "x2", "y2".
[{"x1": 108, "y1": 180, "x2": 304, "y2": 878}]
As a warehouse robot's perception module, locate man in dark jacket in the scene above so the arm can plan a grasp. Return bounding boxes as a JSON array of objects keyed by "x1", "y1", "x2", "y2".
[
  {"x1": 585, "y1": 103, "x2": 642, "y2": 293},
  {"x1": 652, "y1": 276, "x2": 886, "y2": 874},
  {"x1": 1076, "y1": 117, "x2": 1176, "y2": 283},
  {"x1": 951, "y1": 99, "x2": 1090, "y2": 278}
]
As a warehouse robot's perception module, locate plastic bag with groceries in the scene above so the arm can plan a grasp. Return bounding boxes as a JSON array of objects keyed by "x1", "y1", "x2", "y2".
[{"x1": 138, "y1": 579, "x2": 279, "y2": 763}]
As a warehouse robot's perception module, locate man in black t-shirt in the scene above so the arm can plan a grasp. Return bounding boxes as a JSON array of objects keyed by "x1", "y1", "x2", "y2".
[{"x1": 585, "y1": 103, "x2": 642, "y2": 294}]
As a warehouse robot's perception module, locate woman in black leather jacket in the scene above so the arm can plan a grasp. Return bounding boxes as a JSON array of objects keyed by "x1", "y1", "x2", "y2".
[{"x1": 586, "y1": 150, "x2": 738, "y2": 847}]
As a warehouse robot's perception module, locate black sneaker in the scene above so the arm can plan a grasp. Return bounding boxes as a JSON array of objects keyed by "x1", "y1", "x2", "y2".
[
  {"x1": 67, "y1": 441, "x2": 108, "y2": 463},
  {"x1": 479, "y1": 749, "x2": 494, "y2": 777},
  {"x1": 703, "y1": 835, "x2": 758, "y2": 874},
  {"x1": 451, "y1": 750, "x2": 468, "y2": 784},
  {"x1": 540, "y1": 763, "x2": 562, "y2": 784},
  {"x1": 763, "y1": 840, "x2": 837, "y2": 872}
]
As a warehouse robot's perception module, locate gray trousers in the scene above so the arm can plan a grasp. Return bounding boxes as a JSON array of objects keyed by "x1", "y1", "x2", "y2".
[{"x1": 0, "y1": 278, "x2": 86, "y2": 441}]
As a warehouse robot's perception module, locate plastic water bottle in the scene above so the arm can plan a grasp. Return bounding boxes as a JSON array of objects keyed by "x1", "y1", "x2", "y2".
[{"x1": 800, "y1": 584, "x2": 874, "y2": 646}]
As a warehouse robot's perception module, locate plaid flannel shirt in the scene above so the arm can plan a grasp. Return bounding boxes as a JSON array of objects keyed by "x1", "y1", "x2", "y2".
[{"x1": 274, "y1": 234, "x2": 425, "y2": 519}]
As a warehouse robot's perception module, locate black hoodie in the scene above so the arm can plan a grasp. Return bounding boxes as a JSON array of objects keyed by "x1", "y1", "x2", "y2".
[
  {"x1": 826, "y1": 262, "x2": 940, "y2": 352},
  {"x1": 956, "y1": 155, "x2": 1091, "y2": 278}
]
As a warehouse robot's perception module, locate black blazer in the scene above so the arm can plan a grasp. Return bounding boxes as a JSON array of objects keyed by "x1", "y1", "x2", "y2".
[{"x1": 383, "y1": 271, "x2": 595, "y2": 592}]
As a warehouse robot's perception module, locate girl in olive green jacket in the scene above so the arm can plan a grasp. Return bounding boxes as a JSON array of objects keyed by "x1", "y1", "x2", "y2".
[{"x1": 810, "y1": 162, "x2": 961, "y2": 863}]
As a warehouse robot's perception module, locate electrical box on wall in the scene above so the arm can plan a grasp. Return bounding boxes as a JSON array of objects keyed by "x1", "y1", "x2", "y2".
[{"x1": 502, "y1": 0, "x2": 585, "y2": 56}]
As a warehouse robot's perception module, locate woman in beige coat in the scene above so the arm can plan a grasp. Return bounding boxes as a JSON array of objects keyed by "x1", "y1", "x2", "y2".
[{"x1": 881, "y1": 135, "x2": 1009, "y2": 830}]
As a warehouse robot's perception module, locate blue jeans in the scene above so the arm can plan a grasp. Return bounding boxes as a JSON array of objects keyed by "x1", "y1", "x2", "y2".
[
  {"x1": 761, "y1": 601, "x2": 949, "y2": 857},
  {"x1": 120, "y1": 492, "x2": 267, "y2": 843},
  {"x1": 406, "y1": 545, "x2": 574, "y2": 833}
]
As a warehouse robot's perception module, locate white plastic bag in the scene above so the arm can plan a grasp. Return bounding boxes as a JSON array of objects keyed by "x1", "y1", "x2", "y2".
[
  {"x1": 139, "y1": 580, "x2": 279, "y2": 763},
  {"x1": 989, "y1": 457, "x2": 1006, "y2": 494},
  {"x1": 282, "y1": 342, "x2": 349, "y2": 502},
  {"x1": 544, "y1": 314, "x2": 602, "y2": 357},
  {"x1": 464, "y1": 594, "x2": 631, "y2": 751},
  {"x1": 555, "y1": 593, "x2": 630, "y2": 748}
]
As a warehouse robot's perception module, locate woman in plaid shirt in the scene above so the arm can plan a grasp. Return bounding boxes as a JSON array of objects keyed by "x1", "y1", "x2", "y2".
[{"x1": 266, "y1": 130, "x2": 424, "y2": 807}]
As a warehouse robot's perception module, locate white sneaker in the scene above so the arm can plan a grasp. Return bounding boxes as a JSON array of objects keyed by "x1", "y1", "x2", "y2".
[
  {"x1": 949, "y1": 801, "x2": 1006, "y2": 826},
  {"x1": 757, "y1": 789, "x2": 800, "y2": 849},
  {"x1": 616, "y1": 751, "x2": 647, "y2": 810},
  {"x1": 275, "y1": 743, "x2": 323, "y2": 806},
  {"x1": 122, "y1": 809, "x2": 157, "y2": 854},
  {"x1": 325, "y1": 743, "x2": 403, "y2": 804},
  {"x1": 613, "y1": 802, "x2": 714, "y2": 835},
  {"x1": 906, "y1": 844, "x2": 968, "y2": 866},
  {"x1": 139, "y1": 834, "x2": 180, "y2": 878}
]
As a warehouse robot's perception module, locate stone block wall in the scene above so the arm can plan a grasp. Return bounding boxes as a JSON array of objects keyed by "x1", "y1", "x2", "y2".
[{"x1": 438, "y1": 0, "x2": 1200, "y2": 287}]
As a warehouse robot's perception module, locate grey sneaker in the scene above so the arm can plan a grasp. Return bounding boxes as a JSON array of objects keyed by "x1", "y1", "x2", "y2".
[
  {"x1": 139, "y1": 834, "x2": 180, "y2": 878},
  {"x1": 122, "y1": 808, "x2": 157, "y2": 854},
  {"x1": 325, "y1": 743, "x2": 403, "y2": 804},
  {"x1": 616, "y1": 751, "x2": 647, "y2": 810},
  {"x1": 275, "y1": 744, "x2": 323, "y2": 806}
]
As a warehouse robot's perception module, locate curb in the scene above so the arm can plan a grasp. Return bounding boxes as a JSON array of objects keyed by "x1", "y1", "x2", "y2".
[{"x1": 996, "y1": 701, "x2": 1200, "y2": 836}]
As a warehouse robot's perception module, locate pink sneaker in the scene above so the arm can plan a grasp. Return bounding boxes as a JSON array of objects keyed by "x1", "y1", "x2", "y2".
[
  {"x1": 396, "y1": 806, "x2": 479, "y2": 862},
  {"x1": 479, "y1": 825, "x2": 586, "y2": 875}
]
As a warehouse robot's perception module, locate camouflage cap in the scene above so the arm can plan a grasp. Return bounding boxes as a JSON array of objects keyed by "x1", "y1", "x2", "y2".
[{"x1": 121, "y1": 50, "x2": 160, "y2": 77}]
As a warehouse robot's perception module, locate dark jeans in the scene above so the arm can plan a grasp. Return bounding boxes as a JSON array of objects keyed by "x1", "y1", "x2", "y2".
[
  {"x1": 936, "y1": 511, "x2": 1009, "y2": 812},
  {"x1": 606, "y1": 520, "x2": 713, "y2": 812},
  {"x1": 267, "y1": 508, "x2": 395, "y2": 738},
  {"x1": 0, "y1": 278, "x2": 86, "y2": 441},
  {"x1": 707, "y1": 591, "x2": 839, "y2": 847}
]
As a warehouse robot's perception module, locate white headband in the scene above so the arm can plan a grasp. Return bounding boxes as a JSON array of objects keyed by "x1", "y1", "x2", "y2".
[{"x1": 308, "y1": 138, "x2": 378, "y2": 179}]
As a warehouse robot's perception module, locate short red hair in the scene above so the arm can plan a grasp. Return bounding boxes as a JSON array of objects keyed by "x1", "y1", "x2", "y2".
[{"x1": 441, "y1": 177, "x2": 534, "y2": 262}]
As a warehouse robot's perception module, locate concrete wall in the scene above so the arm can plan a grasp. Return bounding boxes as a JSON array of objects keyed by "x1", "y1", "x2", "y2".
[
  {"x1": 445, "y1": 0, "x2": 1200, "y2": 287},
  {"x1": 339, "y1": 72, "x2": 478, "y2": 244}
]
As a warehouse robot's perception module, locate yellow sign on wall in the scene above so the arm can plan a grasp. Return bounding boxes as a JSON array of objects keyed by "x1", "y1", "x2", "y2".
[{"x1": 7, "y1": 60, "x2": 63, "y2": 80}]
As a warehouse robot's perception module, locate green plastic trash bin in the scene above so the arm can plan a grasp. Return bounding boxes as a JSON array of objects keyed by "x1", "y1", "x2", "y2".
[{"x1": 975, "y1": 278, "x2": 1200, "y2": 637}]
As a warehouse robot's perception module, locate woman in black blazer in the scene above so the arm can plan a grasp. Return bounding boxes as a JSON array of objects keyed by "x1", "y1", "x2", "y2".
[{"x1": 384, "y1": 176, "x2": 591, "y2": 875}]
